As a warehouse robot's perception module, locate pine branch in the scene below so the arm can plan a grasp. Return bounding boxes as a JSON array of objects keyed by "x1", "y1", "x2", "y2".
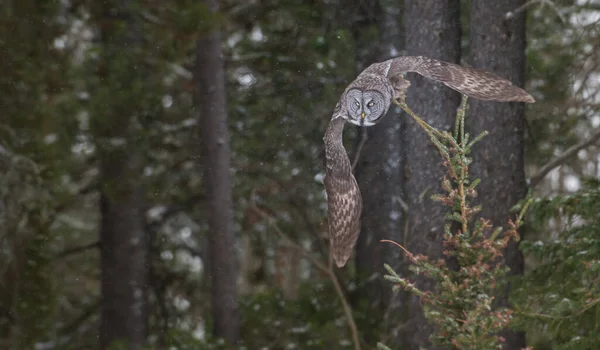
[{"x1": 380, "y1": 95, "x2": 527, "y2": 349}]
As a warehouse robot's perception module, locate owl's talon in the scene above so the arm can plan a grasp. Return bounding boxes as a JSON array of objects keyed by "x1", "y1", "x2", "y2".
[{"x1": 393, "y1": 92, "x2": 407, "y2": 107}]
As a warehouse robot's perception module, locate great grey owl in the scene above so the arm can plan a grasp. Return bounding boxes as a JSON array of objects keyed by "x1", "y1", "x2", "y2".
[{"x1": 324, "y1": 55, "x2": 535, "y2": 268}]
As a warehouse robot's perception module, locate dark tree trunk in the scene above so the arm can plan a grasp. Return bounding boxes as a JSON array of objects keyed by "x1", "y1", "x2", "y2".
[
  {"x1": 400, "y1": 1, "x2": 461, "y2": 348},
  {"x1": 353, "y1": 0, "x2": 406, "y2": 329},
  {"x1": 96, "y1": 1, "x2": 148, "y2": 349},
  {"x1": 469, "y1": 1, "x2": 528, "y2": 349},
  {"x1": 195, "y1": 0, "x2": 240, "y2": 343},
  {"x1": 99, "y1": 172, "x2": 148, "y2": 350},
  {"x1": 347, "y1": 2, "x2": 389, "y2": 343}
]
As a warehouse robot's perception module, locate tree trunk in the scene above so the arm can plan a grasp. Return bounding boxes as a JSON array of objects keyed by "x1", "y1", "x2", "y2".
[
  {"x1": 353, "y1": 0, "x2": 406, "y2": 331},
  {"x1": 99, "y1": 172, "x2": 148, "y2": 350},
  {"x1": 96, "y1": 1, "x2": 148, "y2": 349},
  {"x1": 469, "y1": 1, "x2": 528, "y2": 349},
  {"x1": 400, "y1": 1, "x2": 461, "y2": 348},
  {"x1": 195, "y1": 0, "x2": 240, "y2": 343}
]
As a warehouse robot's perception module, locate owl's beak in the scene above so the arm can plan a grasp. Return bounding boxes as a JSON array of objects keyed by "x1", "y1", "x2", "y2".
[{"x1": 361, "y1": 112, "x2": 365, "y2": 119}]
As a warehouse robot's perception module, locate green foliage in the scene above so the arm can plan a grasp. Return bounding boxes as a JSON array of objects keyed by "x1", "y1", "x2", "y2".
[
  {"x1": 0, "y1": 0, "x2": 77, "y2": 167},
  {"x1": 0, "y1": 3, "x2": 68, "y2": 346},
  {"x1": 380, "y1": 97, "x2": 531, "y2": 349},
  {"x1": 237, "y1": 284, "x2": 354, "y2": 348},
  {"x1": 512, "y1": 179, "x2": 600, "y2": 349},
  {"x1": 165, "y1": 282, "x2": 356, "y2": 349},
  {"x1": 525, "y1": 1, "x2": 600, "y2": 183},
  {"x1": 0, "y1": 150, "x2": 57, "y2": 349},
  {"x1": 1, "y1": 0, "x2": 597, "y2": 348}
]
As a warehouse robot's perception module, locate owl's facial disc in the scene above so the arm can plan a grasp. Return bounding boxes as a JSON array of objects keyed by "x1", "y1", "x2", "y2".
[
  {"x1": 344, "y1": 89, "x2": 388, "y2": 127},
  {"x1": 361, "y1": 90, "x2": 387, "y2": 126}
]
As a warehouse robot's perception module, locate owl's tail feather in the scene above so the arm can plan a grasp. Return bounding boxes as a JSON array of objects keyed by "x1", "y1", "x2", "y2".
[
  {"x1": 332, "y1": 243, "x2": 353, "y2": 268},
  {"x1": 329, "y1": 213, "x2": 361, "y2": 268}
]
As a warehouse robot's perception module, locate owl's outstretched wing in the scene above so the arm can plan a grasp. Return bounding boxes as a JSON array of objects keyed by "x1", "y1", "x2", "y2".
[
  {"x1": 381, "y1": 56, "x2": 535, "y2": 103},
  {"x1": 323, "y1": 115, "x2": 362, "y2": 268},
  {"x1": 323, "y1": 56, "x2": 534, "y2": 266}
]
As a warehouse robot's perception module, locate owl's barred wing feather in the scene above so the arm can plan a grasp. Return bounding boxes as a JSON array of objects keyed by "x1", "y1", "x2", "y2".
[
  {"x1": 383, "y1": 56, "x2": 535, "y2": 103},
  {"x1": 324, "y1": 172, "x2": 362, "y2": 267},
  {"x1": 323, "y1": 116, "x2": 362, "y2": 267}
]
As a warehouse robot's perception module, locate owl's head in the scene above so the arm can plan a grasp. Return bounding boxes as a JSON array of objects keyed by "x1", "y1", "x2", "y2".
[{"x1": 344, "y1": 88, "x2": 389, "y2": 127}]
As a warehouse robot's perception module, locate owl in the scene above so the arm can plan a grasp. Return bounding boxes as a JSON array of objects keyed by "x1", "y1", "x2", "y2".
[{"x1": 325, "y1": 55, "x2": 535, "y2": 268}]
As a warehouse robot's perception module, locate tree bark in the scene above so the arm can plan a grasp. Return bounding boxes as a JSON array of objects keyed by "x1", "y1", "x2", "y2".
[
  {"x1": 469, "y1": 1, "x2": 528, "y2": 349},
  {"x1": 96, "y1": 1, "x2": 148, "y2": 349},
  {"x1": 353, "y1": 0, "x2": 406, "y2": 329},
  {"x1": 99, "y1": 170, "x2": 148, "y2": 350},
  {"x1": 195, "y1": 0, "x2": 240, "y2": 343},
  {"x1": 400, "y1": 1, "x2": 461, "y2": 348}
]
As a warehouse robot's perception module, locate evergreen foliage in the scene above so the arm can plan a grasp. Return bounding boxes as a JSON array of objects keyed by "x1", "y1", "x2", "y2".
[
  {"x1": 0, "y1": 0, "x2": 599, "y2": 348},
  {"x1": 513, "y1": 179, "x2": 600, "y2": 349},
  {"x1": 379, "y1": 97, "x2": 531, "y2": 349}
]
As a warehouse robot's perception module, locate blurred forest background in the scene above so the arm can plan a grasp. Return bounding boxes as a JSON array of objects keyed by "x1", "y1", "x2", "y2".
[{"x1": 1, "y1": 0, "x2": 599, "y2": 349}]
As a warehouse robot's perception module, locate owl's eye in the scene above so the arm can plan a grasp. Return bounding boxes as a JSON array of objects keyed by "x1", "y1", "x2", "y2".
[
  {"x1": 367, "y1": 101, "x2": 375, "y2": 107},
  {"x1": 355, "y1": 101, "x2": 360, "y2": 107}
]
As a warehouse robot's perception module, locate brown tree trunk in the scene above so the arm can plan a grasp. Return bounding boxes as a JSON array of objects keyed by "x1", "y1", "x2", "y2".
[
  {"x1": 96, "y1": 1, "x2": 148, "y2": 349},
  {"x1": 469, "y1": 1, "x2": 528, "y2": 349},
  {"x1": 195, "y1": 0, "x2": 240, "y2": 343},
  {"x1": 400, "y1": 0, "x2": 461, "y2": 348}
]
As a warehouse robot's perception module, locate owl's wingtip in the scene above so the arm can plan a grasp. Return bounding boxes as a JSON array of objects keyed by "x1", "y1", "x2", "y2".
[
  {"x1": 515, "y1": 84, "x2": 536, "y2": 103},
  {"x1": 506, "y1": 90, "x2": 535, "y2": 103},
  {"x1": 509, "y1": 86, "x2": 535, "y2": 103},
  {"x1": 510, "y1": 96, "x2": 535, "y2": 103}
]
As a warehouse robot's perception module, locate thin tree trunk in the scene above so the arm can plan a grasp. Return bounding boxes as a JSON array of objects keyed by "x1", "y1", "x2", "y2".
[
  {"x1": 469, "y1": 1, "x2": 528, "y2": 349},
  {"x1": 400, "y1": 1, "x2": 461, "y2": 348},
  {"x1": 96, "y1": 1, "x2": 148, "y2": 349},
  {"x1": 195, "y1": 0, "x2": 240, "y2": 343}
]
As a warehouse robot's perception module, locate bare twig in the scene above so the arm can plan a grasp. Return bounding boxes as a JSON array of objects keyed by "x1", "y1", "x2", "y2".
[
  {"x1": 59, "y1": 299, "x2": 101, "y2": 336},
  {"x1": 252, "y1": 205, "x2": 328, "y2": 272},
  {"x1": 326, "y1": 249, "x2": 361, "y2": 350},
  {"x1": 287, "y1": 198, "x2": 329, "y2": 258},
  {"x1": 392, "y1": 195, "x2": 409, "y2": 214},
  {"x1": 56, "y1": 241, "x2": 100, "y2": 259},
  {"x1": 516, "y1": 297, "x2": 600, "y2": 320},
  {"x1": 352, "y1": 128, "x2": 368, "y2": 171},
  {"x1": 505, "y1": 0, "x2": 565, "y2": 23},
  {"x1": 529, "y1": 127, "x2": 600, "y2": 187},
  {"x1": 250, "y1": 197, "x2": 361, "y2": 350},
  {"x1": 380, "y1": 239, "x2": 412, "y2": 257}
]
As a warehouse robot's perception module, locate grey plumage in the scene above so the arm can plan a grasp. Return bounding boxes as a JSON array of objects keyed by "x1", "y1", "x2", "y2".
[{"x1": 324, "y1": 55, "x2": 535, "y2": 268}]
